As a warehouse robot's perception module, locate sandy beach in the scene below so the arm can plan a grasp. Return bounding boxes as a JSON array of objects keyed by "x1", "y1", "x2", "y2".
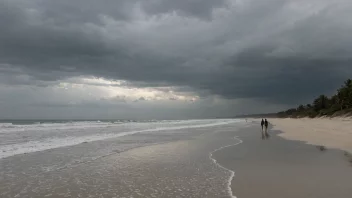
[
  {"x1": 214, "y1": 125, "x2": 352, "y2": 198},
  {"x1": 269, "y1": 117, "x2": 352, "y2": 153},
  {"x1": 2, "y1": 119, "x2": 352, "y2": 198}
]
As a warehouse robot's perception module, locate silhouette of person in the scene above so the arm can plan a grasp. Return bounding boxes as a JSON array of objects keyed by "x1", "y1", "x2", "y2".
[
  {"x1": 261, "y1": 119, "x2": 265, "y2": 139},
  {"x1": 264, "y1": 119, "x2": 269, "y2": 138}
]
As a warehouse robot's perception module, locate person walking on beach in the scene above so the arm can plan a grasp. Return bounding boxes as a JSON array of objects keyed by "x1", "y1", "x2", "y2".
[
  {"x1": 264, "y1": 119, "x2": 269, "y2": 138},
  {"x1": 261, "y1": 119, "x2": 265, "y2": 139}
]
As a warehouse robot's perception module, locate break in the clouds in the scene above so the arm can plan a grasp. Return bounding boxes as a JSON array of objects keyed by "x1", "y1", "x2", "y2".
[{"x1": 0, "y1": 0, "x2": 352, "y2": 119}]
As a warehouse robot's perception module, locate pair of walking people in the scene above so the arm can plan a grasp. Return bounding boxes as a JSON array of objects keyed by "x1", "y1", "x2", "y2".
[{"x1": 261, "y1": 119, "x2": 269, "y2": 139}]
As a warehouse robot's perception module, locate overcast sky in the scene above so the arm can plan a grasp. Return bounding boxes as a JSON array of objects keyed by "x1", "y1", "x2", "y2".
[{"x1": 1, "y1": 0, "x2": 352, "y2": 119}]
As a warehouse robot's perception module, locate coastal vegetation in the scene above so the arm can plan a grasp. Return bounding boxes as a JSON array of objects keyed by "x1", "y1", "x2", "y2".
[{"x1": 278, "y1": 79, "x2": 352, "y2": 118}]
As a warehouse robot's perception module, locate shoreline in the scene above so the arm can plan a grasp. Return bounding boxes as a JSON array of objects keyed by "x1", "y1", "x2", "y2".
[
  {"x1": 3, "y1": 120, "x2": 351, "y2": 197},
  {"x1": 209, "y1": 136, "x2": 243, "y2": 198},
  {"x1": 1, "y1": 122, "x2": 247, "y2": 198}
]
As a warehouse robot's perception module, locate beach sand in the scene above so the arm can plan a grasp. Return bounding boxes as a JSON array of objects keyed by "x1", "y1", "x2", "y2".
[
  {"x1": 270, "y1": 117, "x2": 352, "y2": 153},
  {"x1": 213, "y1": 125, "x2": 352, "y2": 198}
]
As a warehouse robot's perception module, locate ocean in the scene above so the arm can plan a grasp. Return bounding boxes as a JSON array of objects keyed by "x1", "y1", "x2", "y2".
[
  {"x1": 0, "y1": 119, "x2": 247, "y2": 198},
  {"x1": 0, "y1": 119, "x2": 241, "y2": 159}
]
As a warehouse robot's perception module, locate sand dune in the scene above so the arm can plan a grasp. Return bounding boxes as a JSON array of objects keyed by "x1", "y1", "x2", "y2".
[{"x1": 270, "y1": 117, "x2": 352, "y2": 153}]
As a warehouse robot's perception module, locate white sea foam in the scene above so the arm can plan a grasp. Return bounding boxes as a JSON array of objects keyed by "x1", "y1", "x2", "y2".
[
  {"x1": 209, "y1": 136, "x2": 243, "y2": 198},
  {"x1": 0, "y1": 121, "x2": 115, "y2": 133},
  {"x1": 0, "y1": 119, "x2": 240, "y2": 159}
]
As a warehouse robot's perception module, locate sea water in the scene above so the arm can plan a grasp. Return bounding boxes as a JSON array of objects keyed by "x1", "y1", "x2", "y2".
[{"x1": 0, "y1": 119, "x2": 247, "y2": 198}]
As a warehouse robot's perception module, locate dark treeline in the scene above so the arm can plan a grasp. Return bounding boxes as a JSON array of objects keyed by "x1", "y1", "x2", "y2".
[{"x1": 278, "y1": 79, "x2": 352, "y2": 118}]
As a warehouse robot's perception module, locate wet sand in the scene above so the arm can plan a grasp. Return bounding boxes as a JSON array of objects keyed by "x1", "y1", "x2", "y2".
[{"x1": 214, "y1": 124, "x2": 352, "y2": 198}]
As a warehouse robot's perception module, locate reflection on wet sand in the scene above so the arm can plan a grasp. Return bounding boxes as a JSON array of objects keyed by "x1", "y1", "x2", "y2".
[
  {"x1": 316, "y1": 145, "x2": 327, "y2": 151},
  {"x1": 344, "y1": 151, "x2": 352, "y2": 165}
]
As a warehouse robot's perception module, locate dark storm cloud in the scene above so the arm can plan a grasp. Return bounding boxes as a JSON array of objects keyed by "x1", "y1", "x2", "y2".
[{"x1": 1, "y1": 0, "x2": 352, "y2": 106}]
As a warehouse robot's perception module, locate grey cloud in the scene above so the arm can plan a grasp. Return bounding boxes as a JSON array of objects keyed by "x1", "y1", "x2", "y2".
[
  {"x1": 1, "y1": 0, "x2": 352, "y2": 111},
  {"x1": 28, "y1": 0, "x2": 138, "y2": 24},
  {"x1": 141, "y1": 0, "x2": 228, "y2": 19}
]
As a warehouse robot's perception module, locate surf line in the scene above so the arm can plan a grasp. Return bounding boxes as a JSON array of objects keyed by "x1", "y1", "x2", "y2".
[{"x1": 209, "y1": 136, "x2": 243, "y2": 198}]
